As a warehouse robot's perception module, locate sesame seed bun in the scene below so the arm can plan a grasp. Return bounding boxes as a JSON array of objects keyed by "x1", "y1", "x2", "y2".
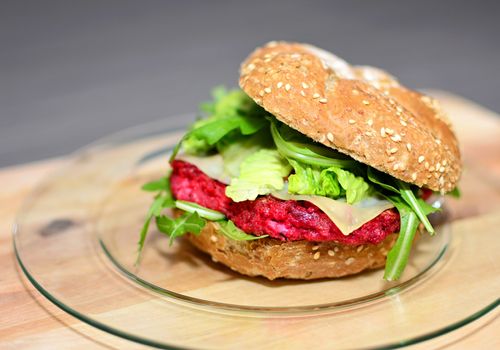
[
  {"x1": 239, "y1": 41, "x2": 462, "y2": 193},
  {"x1": 185, "y1": 219, "x2": 400, "y2": 280}
]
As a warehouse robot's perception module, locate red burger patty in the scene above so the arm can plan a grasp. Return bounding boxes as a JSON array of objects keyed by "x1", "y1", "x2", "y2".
[{"x1": 170, "y1": 160, "x2": 400, "y2": 245}]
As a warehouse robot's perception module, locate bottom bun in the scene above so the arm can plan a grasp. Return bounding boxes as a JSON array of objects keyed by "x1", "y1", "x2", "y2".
[{"x1": 183, "y1": 217, "x2": 404, "y2": 280}]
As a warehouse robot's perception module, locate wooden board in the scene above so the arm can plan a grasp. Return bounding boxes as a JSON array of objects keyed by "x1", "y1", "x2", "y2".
[{"x1": 0, "y1": 90, "x2": 499, "y2": 349}]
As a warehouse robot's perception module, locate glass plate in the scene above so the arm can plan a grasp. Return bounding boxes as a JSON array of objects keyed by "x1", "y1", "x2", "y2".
[{"x1": 13, "y1": 115, "x2": 499, "y2": 349}]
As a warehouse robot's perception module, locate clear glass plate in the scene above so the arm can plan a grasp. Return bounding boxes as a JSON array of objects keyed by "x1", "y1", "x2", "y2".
[{"x1": 13, "y1": 115, "x2": 499, "y2": 349}]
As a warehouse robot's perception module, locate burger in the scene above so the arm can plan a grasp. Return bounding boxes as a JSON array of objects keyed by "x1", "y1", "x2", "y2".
[{"x1": 138, "y1": 41, "x2": 461, "y2": 281}]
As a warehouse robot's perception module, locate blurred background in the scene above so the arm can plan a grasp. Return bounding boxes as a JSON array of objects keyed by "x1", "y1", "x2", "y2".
[{"x1": 1, "y1": 0, "x2": 499, "y2": 167}]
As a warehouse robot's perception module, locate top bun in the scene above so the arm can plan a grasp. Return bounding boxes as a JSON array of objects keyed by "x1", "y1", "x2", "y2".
[{"x1": 239, "y1": 41, "x2": 461, "y2": 193}]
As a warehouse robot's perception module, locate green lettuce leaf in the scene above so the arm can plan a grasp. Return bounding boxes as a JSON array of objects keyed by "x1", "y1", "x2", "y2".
[
  {"x1": 225, "y1": 149, "x2": 292, "y2": 202},
  {"x1": 287, "y1": 160, "x2": 373, "y2": 204},
  {"x1": 218, "y1": 220, "x2": 268, "y2": 241},
  {"x1": 217, "y1": 130, "x2": 273, "y2": 178},
  {"x1": 322, "y1": 167, "x2": 374, "y2": 204},
  {"x1": 287, "y1": 159, "x2": 323, "y2": 196}
]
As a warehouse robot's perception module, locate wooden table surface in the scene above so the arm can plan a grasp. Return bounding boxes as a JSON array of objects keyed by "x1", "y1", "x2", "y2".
[{"x1": 0, "y1": 91, "x2": 499, "y2": 349}]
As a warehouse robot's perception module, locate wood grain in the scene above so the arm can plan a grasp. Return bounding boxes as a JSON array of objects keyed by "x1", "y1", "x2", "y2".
[{"x1": 0, "y1": 90, "x2": 499, "y2": 349}]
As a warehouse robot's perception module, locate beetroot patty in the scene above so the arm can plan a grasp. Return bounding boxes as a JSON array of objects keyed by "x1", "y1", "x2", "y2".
[{"x1": 170, "y1": 160, "x2": 400, "y2": 245}]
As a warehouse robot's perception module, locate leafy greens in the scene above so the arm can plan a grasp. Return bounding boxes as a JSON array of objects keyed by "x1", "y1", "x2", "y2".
[{"x1": 141, "y1": 86, "x2": 457, "y2": 280}]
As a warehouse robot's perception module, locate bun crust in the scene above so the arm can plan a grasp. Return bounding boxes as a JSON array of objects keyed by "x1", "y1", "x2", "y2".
[
  {"x1": 239, "y1": 41, "x2": 461, "y2": 193},
  {"x1": 185, "y1": 220, "x2": 399, "y2": 280}
]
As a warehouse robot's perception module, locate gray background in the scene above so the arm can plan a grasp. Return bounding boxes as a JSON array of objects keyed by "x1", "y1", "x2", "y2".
[{"x1": 1, "y1": 0, "x2": 499, "y2": 167}]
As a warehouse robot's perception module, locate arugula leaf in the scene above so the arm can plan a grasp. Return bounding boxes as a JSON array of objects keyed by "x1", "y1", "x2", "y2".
[
  {"x1": 156, "y1": 212, "x2": 206, "y2": 246},
  {"x1": 141, "y1": 176, "x2": 169, "y2": 192},
  {"x1": 137, "y1": 171, "x2": 176, "y2": 264},
  {"x1": 449, "y1": 187, "x2": 461, "y2": 198},
  {"x1": 136, "y1": 193, "x2": 174, "y2": 263},
  {"x1": 225, "y1": 149, "x2": 291, "y2": 202},
  {"x1": 179, "y1": 88, "x2": 269, "y2": 156},
  {"x1": 174, "y1": 200, "x2": 226, "y2": 221},
  {"x1": 397, "y1": 180, "x2": 436, "y2": 235},
  {"x1": 366, "y1": 167, "x2": 399, "y2": 193},
  {"x1": 270, "y1": 121, "x2": 356, "y2": 168},
  {"x1": 384, "y1": 204, "x2": 420, "y2": 281},
  {"x1": 218, "y1": 220, "x2": 268, "y2": 241}
]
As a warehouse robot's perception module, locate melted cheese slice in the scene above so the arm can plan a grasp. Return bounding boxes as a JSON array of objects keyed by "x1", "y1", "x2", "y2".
[
  {"x1": 271, "y1": 192, "x2": 394, "y2": 236},
  {"x1": 176, "y1": 153, "x2": 231, "y2": 184}
]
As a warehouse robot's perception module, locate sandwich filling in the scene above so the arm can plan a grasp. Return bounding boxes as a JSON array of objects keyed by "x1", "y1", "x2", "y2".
[
  {"x1": 171, "y1": 160, "x2": 400, "y2": 244},
  {"x1": 139, "y1": 87, "x2": 457, "y2": 280}
]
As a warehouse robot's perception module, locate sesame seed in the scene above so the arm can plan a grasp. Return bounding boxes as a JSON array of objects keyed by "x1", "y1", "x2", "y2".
[
  {"x1": 327, "y1": 133, "x2": 334, "y2": 142},
  {"x1": 285, "y1": 84, "x2": 291, "y2": 91},
  {"x1": 356, "y1": 245, "x2": 364, "y2": 253},
  {"x1": 300, "y1": 90, "x2": 306, "y2": 97},
  {"x1": 367, "y1": 119, "x2": 373, "y2": 126},
  {"x1": 365, "y1": 131, "x2": 373, "y2": 136},
  {"x1": 435, "y1": 138, "x2": 441, "y2": 145},
  {"x1": 418, "y1": 156, "x2": 425, "y2": 163},
  {"x1": 400, "y1": 119, "x2": 408, "y2": 126},
  {"x1": 302, "y1": 82, "x2": 309, "y2": 89},
  {"x1": 318, "y1": 134, "x2": 326, "y2": 142},
  {"x1": 442, "y1": 160, "x2": 448, "y2": 166},
  {"x1": 436, "y1": 162, "x2": 441, "y2": 169},
  {"x1": 385, "y1": 128, "x2": 394, "y2": 135},
  {"x1": 247, "y1": 63, "x2": 256, "y2": 71},
  {"x1": 348, "y1": 119, "x2": 356, "y2": 124},
  {"x1": 264, "y1": 87, "x2": 272, "y2": 94},
  {"x1": 313, "y1": 93, "x2": 320, "y2": 99},
  {"x1": 258, "y1": 90, "x2": 265, "y2": 97},
  {"x1": 439, "y1": 166, "x2": 445, "y2": 173},
  {"x1": 391, "y1": 134, "x2": 402, "y2": 142},
  {"x1": 319, "y1": 98, "x2": 328, "y2": 103},
  {"x1": 312, "y1": 245, "x2": 319, "y2": 251},
  {"x1": 334, "y1": 247, "x2": 339, "y2": 252},
  {"x1": 393, "y1": 163, "x2": 399, "y2": 171},
  {"x1": 390, "y1": 147, "x2": 398, "y2": 154},
  {"x1": 388, "y1": 156, "x2": 395, "y2": 162},
  {"x1": 406, "y1": 143, "x2": 412, "y2": 151},
  {"x1": 277, "y1": 82, "x2": 283, "y2": 88},
  {"x1": 425, "y1": 161, "x2": 429, "y2": 169},
  {"x1": 352, "y1": 89, "x2": 360, "y2": 95},
  {"x1": 313, "y1": 252, "x2": 321, "y2": 260},
  {"x1": 412, "y1": 173, "x2": 417, "y2": 181},
  {"x1": 396, "y1": 106, "x2": 404, "y2": 113},
  {"x1": 210, "y1": 235, "x2": 218, "y2": 243},
  {"x1": 345, "y1": 257, "x2": 355, "y2": 265},
  {"x1": 380, "y1": 128, "x2": 386, "y2": 137},
  {"x1": 429, "y1": 166, "x2": 435, "y2": 172},
  {"x1": 328, "y1": 250, "x2": 335, "y2": 256},
  {"x1": 362, "y1": 100, "x2": 370, "y2": 105}
]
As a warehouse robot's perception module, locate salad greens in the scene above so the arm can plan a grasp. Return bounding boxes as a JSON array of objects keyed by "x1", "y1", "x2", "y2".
[
  {"x1": 225, "y1": 149, "x2": 291, "y2": 202},
  {"x1": 218, "y1": 220, "x2": 269, "y2": 241},
  {"x1": 141, "y1": 86, "x2": 455, "y2": 280}
]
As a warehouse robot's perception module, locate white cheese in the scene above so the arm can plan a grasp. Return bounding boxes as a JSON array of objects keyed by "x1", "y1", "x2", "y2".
[
  {"x1": 271, "y1": 192, "x2": 394, "y2": 236},
  {"x1": 176, "y1": 153, "x2": 231, "y2": 184}
]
